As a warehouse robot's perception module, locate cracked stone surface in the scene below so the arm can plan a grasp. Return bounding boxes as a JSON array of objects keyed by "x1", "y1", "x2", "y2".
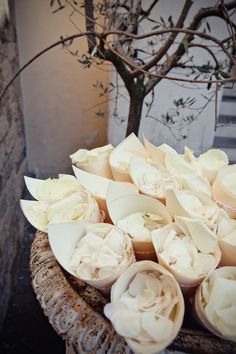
[{"x1": 0, "y1": 225, "x2": 65, "y2": 354}]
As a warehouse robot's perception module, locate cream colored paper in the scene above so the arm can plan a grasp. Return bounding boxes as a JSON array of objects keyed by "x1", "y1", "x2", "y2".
[
  {"x1": 212, "y1": 165, "x2": 236, "y2": 216},
  {"x1": 107, "y1": 193, "x2": 171, "y2": 261},
  {"x1": 48, "y1": 222, "x2": 133, "y2": 293},
  {"x1": 70, "y1": 144, "x2": 114, "y2": 179},
  {"x1": 129, "y1": 157, "x2": 181, "y2": 202},
  {"x1": 104, "y1": 261, "x2": 184, "y2": 354},
  {"x1": 20, "y1": 191, "x2": 102, "y2": 232},
  {"x1": 195, "y1": 266, "x2": 236, "y2": 342},
  {"x1": 197, "y1": 149, "x2": 229, "y2": 183},
  {"x1": 24, "y1": 174, "x2": 82, "y2": 201},
  {"x1": 152, "y1": 220, "x2": 220, "y2": 293},
  {"x1": 109, "y1": 133, "x2": 149, "y2": 182}
]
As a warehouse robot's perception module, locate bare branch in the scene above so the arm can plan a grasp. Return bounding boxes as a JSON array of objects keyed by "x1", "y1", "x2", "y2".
[
  {"x1": 132, "y1": 0, "x2": 194, "y2": 77},
  {"x1": 188, "y1": 43, "x2": 219, "y2": 67},
  {"x1": 140, "y1": 0, "x2": 160, "y2": 20},
  {"x1": 84, "y1": 0, "x2": 96, "y2": 52},
  {"x1": 145, "y1": 1, "x2": 236, "y2": 94},
  {"x1": 0, "y1": 31, "x2": 99, "y2": 102}
]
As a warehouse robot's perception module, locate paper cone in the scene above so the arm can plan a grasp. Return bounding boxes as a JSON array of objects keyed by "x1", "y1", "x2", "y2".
[
  {"x1": 166, "y1": 189, "x2": 216, "y2": 219},
  {"x1": 70, "y1": 145, "x2": 114, "y2": 179},
  {"x1": 20, "y1": 191, "x2": 102, "y2": 232},
  {"x1": 164, "y1": 151, "x2": 196, "y2": 178},
  {"x1": 106, "y1": 180, "x2": 138, "y2": 205},
  {"x1": 72, "y1": 165, "x2": 110, "y2": 219},
  {"x1": 181, "y1": 174, "x2": 212, "y2": 197},
  {"x1": 20, "y1": 199, "x2": 49, "y2": 233},
  {"x1": 212, "y1": 165, "x2": 236, "y2": 218},
  {"x1": 194, "y1": 266, "x2": 236, "y2": 342},
  {"x1": 104, "y1": 260, "x2": 184, "y2": 354},
  {"x1": 143, "y1": 136, "x2": 176, "y2": 165},
  {"x1": 109, "y1": 133, "x2": 149, "y2": 182},
  {"x1": 219, "y1": 235, "x2": 236, "y2": 266},
  {"x1": 48, "y1": 222, "x2": 134, "y2": 294},
  {"x1": 24, "y1": 174, "x2": 82, "y2": 201},
  {"x1": 197, "y1": 149, "x2": 229, "y2": 183},
  {"x1": 152, "y1": 221, "x2": 221, "y2": 296},
  {"x1": 129, "y1": 157, "x2": 181, "y2": 203},
  {"x1": 107, "y1": 193, "x2": 172, "y2": 261}
]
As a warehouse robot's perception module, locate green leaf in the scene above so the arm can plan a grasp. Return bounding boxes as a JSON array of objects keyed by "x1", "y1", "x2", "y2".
[
  {"x1": 206, "y1": 22, "x2": 211, "y2": 32},
  {"x1": 207, "y1": 76, "x2": 212, "y2": 90},
  {"x1": 220, "y1": 71, "x2": 231, "y2": 79},
  {"x1": 183, "y1": 39, "x2": 189, "y2": 53},
  {"x1": 152, "y1": 25, "x2": 160, "y2": 30}
]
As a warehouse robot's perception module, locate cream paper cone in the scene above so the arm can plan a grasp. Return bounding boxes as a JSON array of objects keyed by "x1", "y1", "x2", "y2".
[
  {"x1": 129, "y1": 157, "x2": 181, "y2": 204},
  {"x1": 152, "y1": 220, "x2": 221, "y2": 296},
  {"x1": 197, "y1": 149, "x2": 229, "y2": 183},
  {"x1": 218, "y1": 216, "x2": 236, "y2": 266},
  {"x1": 104, "y1": 260, "x2": 184, "y2": 354},
  {"x1": 20, "y1": 191, "x2": 102, "y2": 232},
  {"x1": 194, "y1": 266, "x2": 236, "y2": 342},
  {"x1": 107, "y1": 193, "x2": 172, "y2": 261},
  {"x1": 212, "y1": 165, "x2": 236, "y2": 218},
  {"x1": 70, "y1": 145, "x2": 114, "y2": 179},
  {"x1": 48, "y1": 222, "x2": 134, "y2": 294},
  {"x1": 219, "y1": 237, "x2": 236, "y2": 266},
  {"x1": 143, "y1": 136, "x2": 177, "y2": 166},
  {"x1": 20, "y1": 199, "x2": 48, "y2": 233},
  {"x1": 72, "y1": 165, "x2": 110, "y2": 219},
  {"x1": 106, "y1": 180, "x2": 138, "y2": 204},
  {"x1": 109, "y1": 133, "x2": 149, "y2": 182},
  {"x1": 181, "y1": 174, "x2": 212, "y2": 197},
  {"x1": 24, "y1": 174, "x2": 82, "y2": 201},
  {"x1": 166, "y1": 189, "x2": 216, "y2": 219}
]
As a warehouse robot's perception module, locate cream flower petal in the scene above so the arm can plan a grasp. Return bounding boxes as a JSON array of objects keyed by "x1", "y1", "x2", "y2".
[
  {"x1": 197, "y1": 149, "x2": 229, "y2": 183},
  {"x1": 129, "y1": 157, "x2": 181, "y2": 201},
  {"x1": 166, "y1": 189, "x2": 219, "y2": 230},
  {"x1": 109, "y1": 133, "x2": 149, "y2": 182},
  {"x1": 141, "y1": 312, "x2": 174, "y2": 342},
  {"x1": 105, "y1": 261, "x2": 184, "y2": 354},
  {"x1": 47, "y1": 191, "x2": 101, "y2": 224},
  {"x1": 175, "y1": 216, "x2": 218, "y2": 253},
  {"x1": 143, "y1": 136, "x2": 177, "y2": 165},
  {"x1": 183, "y1": 146, "x2": 195, "y2": 163},
  {"x1": 24, "y1": 174, "x2": 82, "y2": 201},
  {"x1": 70, "y1": 144, "x2": 114, "y2": 179},
  {"x1": 104, "y1": 302, "x2": 141, "y2": 338}
]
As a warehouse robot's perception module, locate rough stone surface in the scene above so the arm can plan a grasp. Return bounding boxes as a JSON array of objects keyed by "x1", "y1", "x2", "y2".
[
  {"x1": 0, "y1": 20, "x2": 27, "y2": 329},
  {"x1": 0, "y1": 226, "x2": 65, "y2": 354}
]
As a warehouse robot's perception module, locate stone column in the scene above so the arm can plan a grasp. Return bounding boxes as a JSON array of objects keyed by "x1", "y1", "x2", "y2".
[{"x1": 0, "y1": 7, "x2": 27, "y2": 329}]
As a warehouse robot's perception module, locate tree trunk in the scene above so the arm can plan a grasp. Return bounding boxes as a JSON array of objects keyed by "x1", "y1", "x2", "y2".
[{"x1": 126, "y1": 83, "x2": 145, "y2": 137}]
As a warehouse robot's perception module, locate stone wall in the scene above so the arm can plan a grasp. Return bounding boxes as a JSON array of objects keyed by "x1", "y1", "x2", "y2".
[{"x1": 0, "y1": 19, "x2": 27, "y2": 329}]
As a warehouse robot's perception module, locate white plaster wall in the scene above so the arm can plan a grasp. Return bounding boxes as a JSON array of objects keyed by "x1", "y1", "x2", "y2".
[
  {"x1": 15, "y1": 0, "x2": 109, "y2": 178},
  {"x1": 108, "y1": 0, "x2": 232, "y2": 154}
]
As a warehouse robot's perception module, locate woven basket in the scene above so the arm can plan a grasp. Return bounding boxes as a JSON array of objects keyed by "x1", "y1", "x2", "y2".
[{"x1": 30, "y1": 231, "x2": 236, "y2": 354}]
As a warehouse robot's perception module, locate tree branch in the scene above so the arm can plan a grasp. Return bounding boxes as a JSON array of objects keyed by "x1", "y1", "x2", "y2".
[
  {"x1": 0, "y1": 31, "x2": 99, "y2": 102},
  {"x1": 145, "y1": 1, "x2": 236, "y2": 94},
  {"x1": 132, "y1": 0, "x2": 193, "y2": 77},
  {"x1": 188, "y1": 43, "x2": 219, "y2": 67},
  {"x1": 84, "y1": 0, "x2": 96, "y2": 53},
  {"x1": 140, "y1": 0, "x2": 160, "y2": 20}
]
